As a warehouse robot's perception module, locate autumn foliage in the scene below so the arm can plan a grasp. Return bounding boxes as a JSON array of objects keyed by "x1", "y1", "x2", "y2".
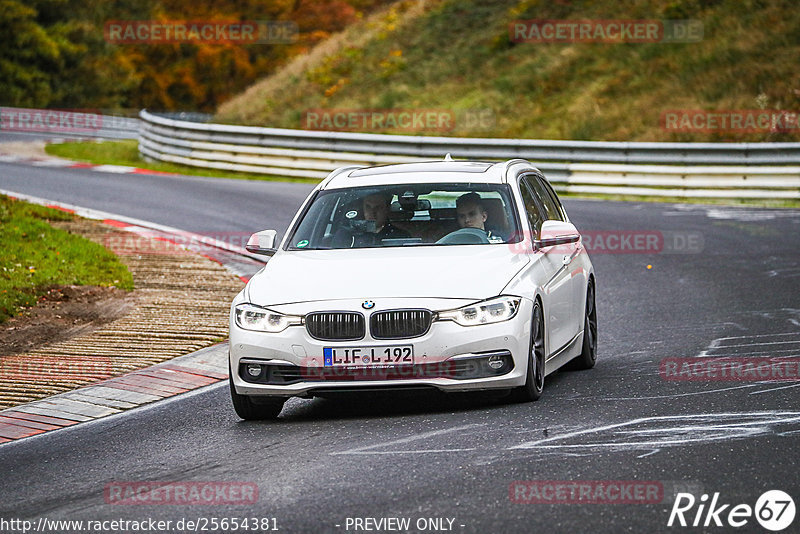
[{"x1": 0, "y1": 0, "x2": 391, "y2": 113}]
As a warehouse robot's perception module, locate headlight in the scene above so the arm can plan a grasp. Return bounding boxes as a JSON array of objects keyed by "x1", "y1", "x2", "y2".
[
  {"x1": 437, "y1": 296, "x2": 522, "y2": 326},
  {"x1": 234, "y1": 303, "x2": 302, "y2": 332}
]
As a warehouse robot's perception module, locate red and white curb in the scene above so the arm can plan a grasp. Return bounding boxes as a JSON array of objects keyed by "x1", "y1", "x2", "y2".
[
  {"x1": 0, "y1": 344, "x2": 229, "y2": 444},
  {"x1": 0, "y1": 153, "x2": 177, "y2": 175},
  {"x1": 0, "y1": 189, "x2": 266, "y2": 282},
  {"x1": 0, "y1": 191, "x2": 267, "y2": 444}
]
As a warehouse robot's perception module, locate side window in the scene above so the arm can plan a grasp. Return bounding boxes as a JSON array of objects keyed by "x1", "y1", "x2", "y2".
[
  {"x1": 539, "y1": 177, "x2": 568, "y2": 221},
  {"x1": 523, "y1": 175, "x2": 563, "y2": 222},
  {"x1": 518, "y1": 180, "x2": 544, "y2": 234}
]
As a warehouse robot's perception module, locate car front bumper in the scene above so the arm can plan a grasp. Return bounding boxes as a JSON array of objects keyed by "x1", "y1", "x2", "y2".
[{"x1": 229, "y1": 297, "x2": 533, "y2": 397}]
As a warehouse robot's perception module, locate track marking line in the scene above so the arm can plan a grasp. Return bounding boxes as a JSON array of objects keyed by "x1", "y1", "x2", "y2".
[
  {"x1": 750, "y1": 382, "x2": 800, "y2": 395},
  {"x1": 510, "y1": 411, "x2": 800, "y2": 451},
  {"x1": 603, "y1": 383, "x2": 761, "y2": 400},
  {"x1": 330, "y1": 423, "x2": 484, "y2": 456}
]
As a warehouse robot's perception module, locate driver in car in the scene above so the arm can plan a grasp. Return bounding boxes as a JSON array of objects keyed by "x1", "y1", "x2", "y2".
[
  {"x1": 335, "y1": 192, "x2": 410, "y2": 247},
  {"x1": 363, "y1": 193, "x2": 408, "y2": 238},
  {"x1": 455, "y1": 192, "x2": 504, "y2": 242}
]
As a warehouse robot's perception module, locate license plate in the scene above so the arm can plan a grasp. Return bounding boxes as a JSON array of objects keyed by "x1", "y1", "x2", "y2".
[{"x1": 323, "y1": 346, "x2": 414, "y2": 367}]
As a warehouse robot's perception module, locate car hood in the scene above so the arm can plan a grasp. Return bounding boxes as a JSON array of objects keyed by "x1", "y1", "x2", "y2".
[{"x1": 247, "y1": 246, "x2": 529, "y2": 305}]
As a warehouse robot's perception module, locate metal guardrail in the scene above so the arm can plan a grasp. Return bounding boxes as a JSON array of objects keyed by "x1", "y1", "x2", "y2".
[
  {"x1": 83, "y1": 115, "x2": 141, "y2": 140},
  {"x1": 139, "y1": 109, "x2": 800, "y2": 199}
]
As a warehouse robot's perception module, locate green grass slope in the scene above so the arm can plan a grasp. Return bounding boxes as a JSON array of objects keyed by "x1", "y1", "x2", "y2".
[
  {"x1": 216, "y1": 0, "x2": 800, "y2": 142},
  {"x1": 0, "y1": 195, "x2": 133, "y2": 323}
]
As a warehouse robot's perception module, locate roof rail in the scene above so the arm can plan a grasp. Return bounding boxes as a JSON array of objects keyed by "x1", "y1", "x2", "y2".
[
  {"x1": 500, "y1": 158, "x2": 533, "y2": 182},
  {"x1": 319, "y1": 165, "x2": 364, "y2": 188},
  {"x1": 502, "y1": 158, "x2": 530, "y2": 169}
]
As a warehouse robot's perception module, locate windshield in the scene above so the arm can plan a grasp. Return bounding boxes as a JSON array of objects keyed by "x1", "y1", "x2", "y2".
[{"x1": 286, "y1": 183, "x2": 521, "y2": 250}]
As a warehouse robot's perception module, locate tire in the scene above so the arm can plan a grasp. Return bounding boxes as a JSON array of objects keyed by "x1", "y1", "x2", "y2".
[
  {"x1": 229, "y1": 362, "x2": 285, "y2": 420},
  {"x1": 566, "y1": 279, "x2": 597, "y2": 371},
  {"x1": 510, "y1": 300, "x2": 545, "y2": 402}
]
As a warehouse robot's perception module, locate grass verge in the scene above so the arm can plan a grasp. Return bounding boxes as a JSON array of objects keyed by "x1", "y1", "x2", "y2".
[
  {"x1": 45, "y1": 140, "x2": 320, "y2": 183},
  {"x1": 0, "y1": 195, "x2": 134, "y2": 323}
]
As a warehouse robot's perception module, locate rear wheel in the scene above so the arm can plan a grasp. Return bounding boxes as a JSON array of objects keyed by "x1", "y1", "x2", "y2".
[
  {"x1": 229, "y1": 362, "x2": 285, "y2": 420},
  {"x1": 566, "y1": 280, "x2": 597, "y2": 370},
  {"x1": 510, "y1": 300, "x2": 545, "y2": 402}
]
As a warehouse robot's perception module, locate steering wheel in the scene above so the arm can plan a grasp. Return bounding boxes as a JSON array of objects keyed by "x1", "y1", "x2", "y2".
[{"x1": 436, "y1": 227, "x2": 490, "y2": 245}]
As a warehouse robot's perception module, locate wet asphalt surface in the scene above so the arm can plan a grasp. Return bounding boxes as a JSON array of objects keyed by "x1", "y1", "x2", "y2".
[{"x1": 1, "y1": 160, "x2": 799, "y2": 533}]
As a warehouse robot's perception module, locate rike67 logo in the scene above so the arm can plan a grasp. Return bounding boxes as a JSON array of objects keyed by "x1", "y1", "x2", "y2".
[{"x1": 668, "y1": 490, "x2": 795, "y2": 531}]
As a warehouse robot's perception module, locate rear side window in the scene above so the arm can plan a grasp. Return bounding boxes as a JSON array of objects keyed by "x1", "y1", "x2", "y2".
[{"x1": 522, "y1": 175, "x2": 564, "y2": 222}]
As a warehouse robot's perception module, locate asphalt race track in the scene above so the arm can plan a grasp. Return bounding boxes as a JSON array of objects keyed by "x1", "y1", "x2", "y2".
[{"x1": 1, "y1": 160, "x2": 799, "y2": 533}]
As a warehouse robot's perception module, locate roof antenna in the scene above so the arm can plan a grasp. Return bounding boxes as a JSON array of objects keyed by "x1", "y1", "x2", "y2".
[{"x1": 444, "y1": 153, "x2": 453, "y2": 161}]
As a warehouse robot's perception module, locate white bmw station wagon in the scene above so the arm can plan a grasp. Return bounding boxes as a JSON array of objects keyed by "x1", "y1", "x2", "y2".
[{"x1": 229, "y1": 158, "x2": 596, "y2": 419}]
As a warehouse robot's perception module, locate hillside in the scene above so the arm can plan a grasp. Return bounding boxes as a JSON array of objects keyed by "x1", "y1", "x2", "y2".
[
  {"x1": 215, "y1": 0, "x2": 800, "y2": 142},
  {"x1": 0, "y1": 0, "x2": 392, "y2": 112}
]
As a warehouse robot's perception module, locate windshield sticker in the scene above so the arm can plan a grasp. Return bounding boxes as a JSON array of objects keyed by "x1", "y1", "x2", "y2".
[
  {"x1": 296, "y1": 240, "x2": 309, "y2": 248},
  {"x1": 345, "y1": 210, "x2": 358, "y2": 219}
]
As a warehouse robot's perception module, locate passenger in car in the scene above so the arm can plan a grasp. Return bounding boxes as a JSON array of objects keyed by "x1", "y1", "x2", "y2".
[{"x1": 455, "y1": 192, "x2": 505, "y2": 242}]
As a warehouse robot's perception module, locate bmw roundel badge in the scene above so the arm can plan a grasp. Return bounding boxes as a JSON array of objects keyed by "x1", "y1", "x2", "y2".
[{"x1": 362, "y1": 300, "x2": 375, "y2": 310}]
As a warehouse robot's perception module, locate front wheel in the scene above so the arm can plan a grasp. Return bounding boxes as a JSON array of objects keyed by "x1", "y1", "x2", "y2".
[
  {"x1": 229, "y1": 363, "x2": 285, "y2": 420},
  {"x1": 510, "y1": 300, "x2": 545, "y2": 402},
  {"x1": 566, "y1": 280, "x2": 597, "y2": 370}
]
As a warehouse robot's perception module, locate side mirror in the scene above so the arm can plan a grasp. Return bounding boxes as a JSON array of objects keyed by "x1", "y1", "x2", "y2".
[
  {"x1": 534, "y1": 220, "x2": 580, "y2": 250},
  {"x1": 245, "y1": 230, "x2": 278, "y2": 256}
]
